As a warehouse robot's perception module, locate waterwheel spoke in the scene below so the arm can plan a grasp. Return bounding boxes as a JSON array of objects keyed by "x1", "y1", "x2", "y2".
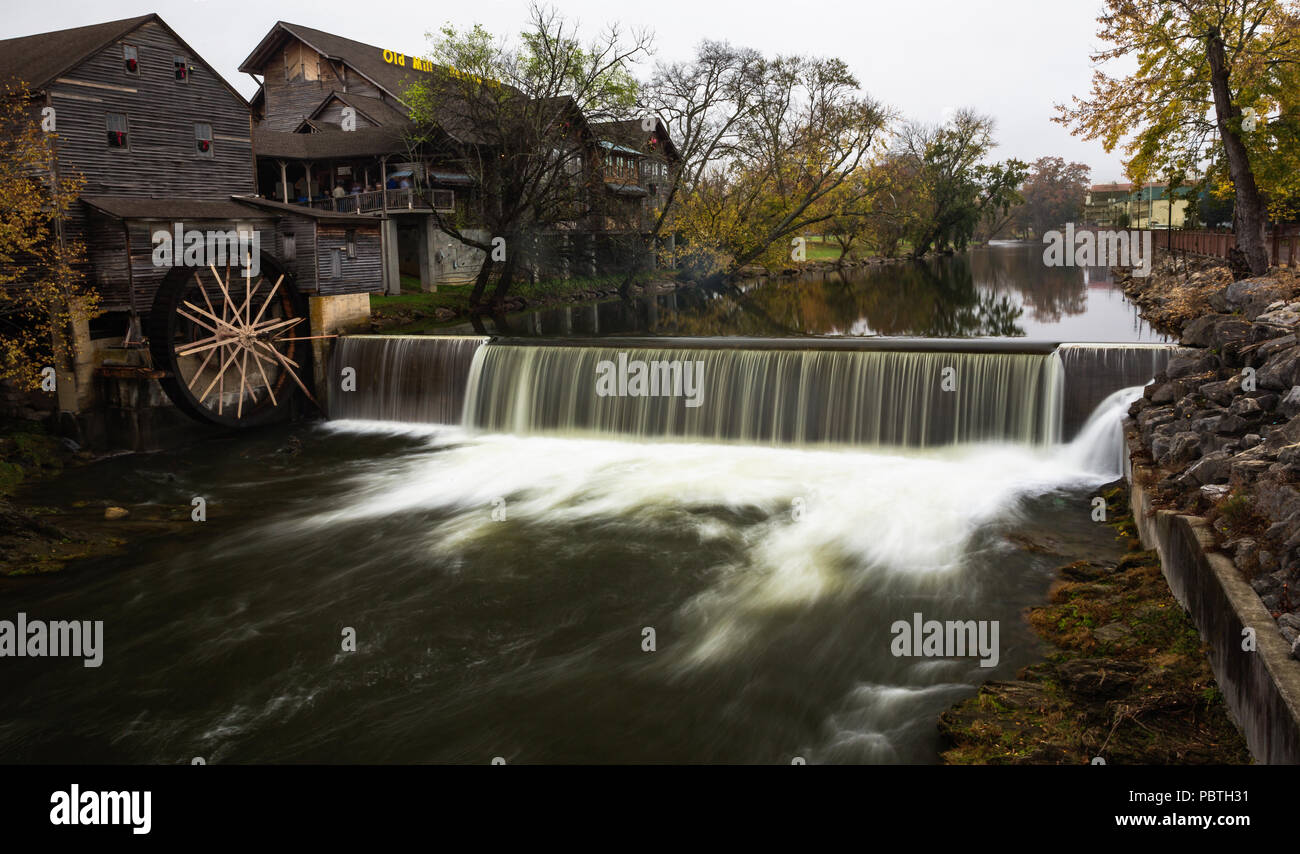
[
  {"x1": 185, "y1": 341, "x2": 232, "y2": 392},
  {"x1": 257, "y1": 339, "x2": 316, "y2": 403},
  {"x1": 176, "y1": 336, "x2": 234, "y2": 358},
  {"x1": 248, "y1": 345, "x2": 278, "y2": 406},
  {"x1": 236, "y1": 348, "x2": 249, "y2": 418},
  {"x1": 249, "y1": 275, "x2": 285, "y2": 329},
  {"x1": 199, "y1": 344, "x2": 242, "y2": 404}
]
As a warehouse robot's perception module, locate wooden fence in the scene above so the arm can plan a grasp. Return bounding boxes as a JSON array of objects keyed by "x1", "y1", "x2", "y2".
[{"x1": 1132, "y1": 225, "x2": 1300, "y2": 267}]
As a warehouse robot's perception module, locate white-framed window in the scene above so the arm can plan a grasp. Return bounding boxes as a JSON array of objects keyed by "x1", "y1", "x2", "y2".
[
  {"x1": 123, "y1": 45, "x2": 139, "y2": 76},
  {"x1": 106, "y1": 112, "x2": 129, "y2": 148},
  {"x1": 194, "y1": 122, "x2": 213, "y2": 158},
  {"x1": 174, "y1": 56, "x2": 189, "y2": 82}
]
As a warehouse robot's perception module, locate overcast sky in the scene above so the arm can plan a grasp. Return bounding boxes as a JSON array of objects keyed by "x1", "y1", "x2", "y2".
[{"x1": 4, "y1": 0, "x2": 1129, "y2": 181}]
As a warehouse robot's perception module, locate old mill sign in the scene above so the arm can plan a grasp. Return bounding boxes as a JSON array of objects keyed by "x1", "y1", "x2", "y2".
[{"x1": 381, "y1": 49, "x2": 434, "y2": 73}]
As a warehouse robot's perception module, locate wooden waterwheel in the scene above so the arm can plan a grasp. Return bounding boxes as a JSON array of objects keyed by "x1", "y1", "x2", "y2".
[{"x1": 148, "y1": 257, "x2": 318, "y2": 427}]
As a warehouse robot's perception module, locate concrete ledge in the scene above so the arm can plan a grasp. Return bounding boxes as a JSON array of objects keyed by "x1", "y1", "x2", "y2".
[{"x1": 1128, "y1": 453, "x2": 1300, "y2": 763}]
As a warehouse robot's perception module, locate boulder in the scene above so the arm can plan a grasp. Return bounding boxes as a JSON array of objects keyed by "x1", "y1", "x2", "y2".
[
  {"x1": 1257, "y1": 347, "x2": 1300, "y2": 391},
  {"x1": 1179, "y1": 451, "x2": 1232, "y2": 486},
  {"x1": 1166, "y1": 353, "x2": 1221, "y2": 379},
  {"x1": 1181, "y1": 314, "x2": 1232, "y2": 347},
  {"x1": 1199, "y1": 379, "x2": 1237, "y2": 407},
  {"x1": 1225, "y1": 277, "x2": 1295, "y2": 319},
  {"x1": 1163, "y1": 431, "x2": 1203, "y2": 465}
]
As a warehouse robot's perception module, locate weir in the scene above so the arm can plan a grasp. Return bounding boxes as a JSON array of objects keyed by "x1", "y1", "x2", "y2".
[{"x1": 328, "y1": 335, "x2": 1182, "y2": 447}]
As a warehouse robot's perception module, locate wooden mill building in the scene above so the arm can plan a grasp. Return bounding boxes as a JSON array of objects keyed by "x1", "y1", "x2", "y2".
[{"x1": 0, "y1": 13, "x2": 382, "y2": 445}]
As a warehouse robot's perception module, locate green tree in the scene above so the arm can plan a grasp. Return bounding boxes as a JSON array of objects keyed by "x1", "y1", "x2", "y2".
[
  {"x1": 404, "y1": 3, "x2": 650, "y2": 309},
  {"x1": 895, "y1": 110, "x2": 1026, "y2": 256}
]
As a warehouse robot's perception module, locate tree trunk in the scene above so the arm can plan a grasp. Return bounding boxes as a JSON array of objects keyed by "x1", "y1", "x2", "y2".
[
  {"x1": 468, "y1": 256, "x2": 495, "y2": 309},
  {"x1": 1207, "y1": 31, "x2": 1270, "y2": 277},
  {"x1": 489, "y1": 246, "x2": 519, "y2": 307}
]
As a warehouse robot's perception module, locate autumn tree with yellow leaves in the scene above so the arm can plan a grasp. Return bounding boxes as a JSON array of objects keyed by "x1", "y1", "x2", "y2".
[
  {"x1": 1057, "y1": 0, "x2": 1300, "y2": 276},
  {"x1": 0, "y1": 78, "x2": 94, "y2": 392}
]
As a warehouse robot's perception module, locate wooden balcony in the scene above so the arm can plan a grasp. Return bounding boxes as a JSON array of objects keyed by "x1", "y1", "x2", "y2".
[{"x1": 305, "y1": 188, "x2": 456, "y2": 215}]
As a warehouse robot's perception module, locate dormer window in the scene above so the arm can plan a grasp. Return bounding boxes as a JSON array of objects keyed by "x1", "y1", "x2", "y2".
[
  {"x1": 174, "y1": 56, "x2": 189, "y2": 82},
  {"x1": 123, "y1": 45, "x2": 139, "y2": 76},
  {"x1": 195, "y1": 123, "x2": 213, "y2": 158}
]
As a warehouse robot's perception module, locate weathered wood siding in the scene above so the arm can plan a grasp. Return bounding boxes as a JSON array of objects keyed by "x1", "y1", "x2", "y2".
[
  {"x1": 315, "y1": 97, "x2": 378, "y2": 128},
  {"x1": 87, "y1": 214, "x2": 279, "y2": 310},
  {"x1": 275, "y1": 214, "x2": 319, "y2": 291},
  {"x1": 45, "y1": 19, "x2": 253, "y2": 309},
  {"x1": 316, "y1": 225, "x2": 382, "y2": 295}
]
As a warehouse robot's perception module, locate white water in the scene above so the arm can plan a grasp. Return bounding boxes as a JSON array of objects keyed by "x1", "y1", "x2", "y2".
[{"x1": 320, "y1": 393, "x2": 1133, "y2": 670}]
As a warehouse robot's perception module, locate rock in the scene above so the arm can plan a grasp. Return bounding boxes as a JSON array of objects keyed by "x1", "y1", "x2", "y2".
[
  {"x1": 1228, "y1": 396, "x2": 1265, "y2": 419},
  {"x1": 1225, "y1": 278, "x2": 1295, "y2": 319},
  {"x1": 1256, "y1": 334, "x2": 1298, "y2": 362},
  {"x1": 1149, "y1": 382, "x2": 1176, "y2": 405},
  {"x1": 1055, "y1": 658, "x2": 1147, "y2": 700},
  {"x1": 1200, "y1": 379, "x2": 1237, "y2": 407},
  {"x1": 1093, "y1": 623, "x2": 1132, "y2": 644},
  {"x1": 1181, "y1": 314, "x2": 1232, "y2": 347},
  {"x1": 1201, "y1": 483, "x2": 1232, "y2": 500},
  {"x1": 1163, "y1": 431, "x2": 1203, "y2": 465},
  {"x1": 1257, "y1": 347, "x2": 1300, "y2": 391},
  {"x1": 1180, "y1": 451, "x2": 1231, "y2": 486},
  {"x1": 1255, "y1": 301, "x2": 1300, "y2": 327},
  {"x1": 1279, "y1": 388, "x2": 1300, "y2": 418},
  {"x1": 1242, "y1": 433, "x2": 1263, "y2": 449},
  {"x1": 1215, "y1": 414, "x2": 1251, "y2": 434},
  {"x1": 1137, "y1": 405, "x2": 1176, "y2": 430},
  {"x1": 103, "y1": 506, "x2": 129, "y2": 520},
  {"x1": 1213, "y1": 319, "x2": 1261, "y2": 356},
  {"x1": 1279, "y1": 613, "x2": 1300, "y2": 633},
  {"x1": 1166, "y1": 353, "x2": 1221, "y2": 379}
]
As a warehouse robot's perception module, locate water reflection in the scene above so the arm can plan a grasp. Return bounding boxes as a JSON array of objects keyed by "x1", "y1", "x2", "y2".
[{"x1": 445, "y1": 243, "x2": 1166, "y2": 343}]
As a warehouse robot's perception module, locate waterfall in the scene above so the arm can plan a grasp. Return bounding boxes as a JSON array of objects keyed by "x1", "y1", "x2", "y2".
[
  {"x1": 461, "y1": 343, "x2": 1063, "y2": 447},
  {"x1": 326, "y1": 335, "x2": 1193, "y2": 457},
  {"x1": 327, "y1": 335, "x2": 488, "y2": 424},
  {"x1": 1058, "y1": 343, "x2": 1185, "y2": 439}
]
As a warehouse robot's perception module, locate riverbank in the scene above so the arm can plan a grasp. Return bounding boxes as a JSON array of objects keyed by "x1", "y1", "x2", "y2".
[
  {"x1": 0, "y1": 419, "x2": 193, "y2": 576},
  {"x1": 940, "y1": 483, "x2": 1250, "y2": 764},
  {"x1": 369, "y1": 254, "x2": 913, "y2": 333},
  {"x1": 1114, "y1": 250, "x2": 1300, "y2": 660}
]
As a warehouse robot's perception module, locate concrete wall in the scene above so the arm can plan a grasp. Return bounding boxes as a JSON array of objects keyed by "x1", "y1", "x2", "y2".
[
  {"x1": 1128, "y1": 456, "x2": 1300, "y2": 763},
  {"x1": 309, "y1": 292, "x2": 373, "y2": 413}
]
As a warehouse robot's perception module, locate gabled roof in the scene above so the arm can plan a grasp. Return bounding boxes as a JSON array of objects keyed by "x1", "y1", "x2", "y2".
[
  {"x1": 0, "y1": 14, "x2": 154, "y2": 92},
  {"x1": 0, "y1": 14, "x2": 248, "y2": 107},
  {"x1": 240, "y1": 21, "x2": 435, "y2": 104},
  {"x1": 308, "y1": 91, "x2": 410, "y2": 128},
  {"x1": 589, "y1": 118, "x2": 680, "y2": 162}
]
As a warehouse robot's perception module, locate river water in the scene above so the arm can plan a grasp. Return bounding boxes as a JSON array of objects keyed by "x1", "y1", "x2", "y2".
[{"x1": 0, "y1": 244, "x2": 1163, "y2": 764}]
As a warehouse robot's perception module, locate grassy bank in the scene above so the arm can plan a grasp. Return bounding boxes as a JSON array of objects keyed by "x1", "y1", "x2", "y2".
[
  {"x1": 939, "y1": 484, "x2": 1249, "y2": 764},
  {"x1": 369, "y1": 272, "x2": 670, "y2": 333}
]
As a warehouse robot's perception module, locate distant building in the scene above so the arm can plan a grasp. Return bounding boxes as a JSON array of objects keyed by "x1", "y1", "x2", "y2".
[{"x1": 1084, "y1": 181, "x2": 1195, "y2": 229}]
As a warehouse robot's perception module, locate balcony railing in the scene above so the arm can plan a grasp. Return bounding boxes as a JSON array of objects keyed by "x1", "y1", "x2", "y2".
[
  {"x1": 307, "y1": 188, "x2": 437, "y2": 214},
  {"x1": 602, "y1": 167, "x2": 639, "y2": 186}
]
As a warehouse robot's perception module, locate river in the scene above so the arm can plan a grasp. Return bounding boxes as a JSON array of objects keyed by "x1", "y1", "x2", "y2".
[{"x1": 0, "y1": 244, "x2": 1169, "y2": 763}]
